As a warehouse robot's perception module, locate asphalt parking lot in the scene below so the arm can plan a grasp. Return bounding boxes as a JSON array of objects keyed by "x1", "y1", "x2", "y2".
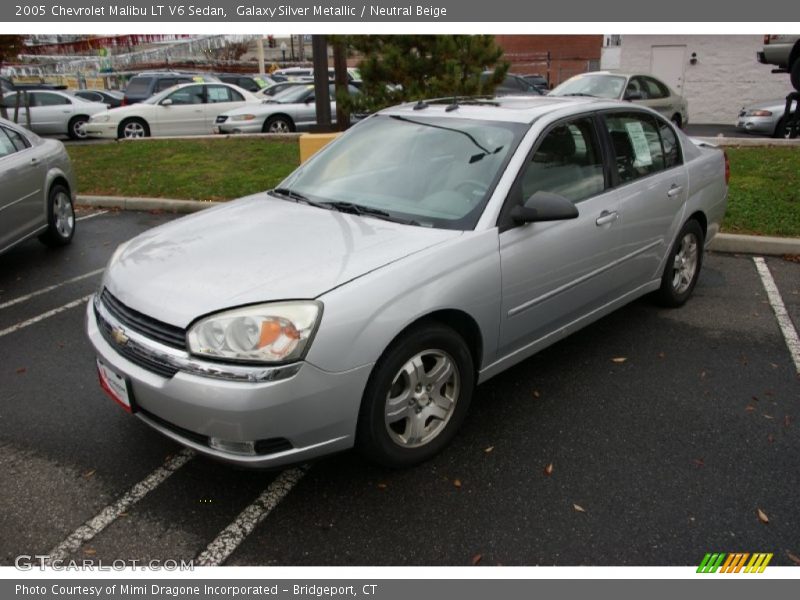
[{"x1": 0, "y1": 208, "x2": 798, "y2": 567}]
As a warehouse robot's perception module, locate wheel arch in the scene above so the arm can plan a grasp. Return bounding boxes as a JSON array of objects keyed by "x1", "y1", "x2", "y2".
[
  {"x1": 117, "y1": 116, "x2": 150, "y2": 138},
  {"x1": 263, "y1": 113, "x2": 295, "y2": 132},
  {"x1": 686, "y1": 210, "x2": 708, "y2": 240}
]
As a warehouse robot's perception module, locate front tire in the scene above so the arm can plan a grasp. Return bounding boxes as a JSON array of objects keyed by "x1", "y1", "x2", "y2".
[
  {"x1": 118, "y1": 118, "x2": 149, "y2": 139},
  {"x1": 263, "y1": 115, "x2": 294, "y2": 134},
  {"x1": 68, "y1": 115, "x2": 90, "y2": 140},
  {"x1": 39, "y1": 183, "x2": 75, "y2": 247},
  {"x1": 671, "y1": 113, "x2": 683, "y2": 129},
  {"x1": 356, "y1": 323, "x2": 475, "y2": 468},
  {"x1": 791, "y1": 58, "x2": 800, "y2": 92},
  {"x1": 655, "y1": 219, "x2": 704, "y2": 307}
]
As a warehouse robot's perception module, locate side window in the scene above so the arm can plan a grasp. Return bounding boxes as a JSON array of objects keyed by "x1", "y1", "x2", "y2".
[
  {"x1": 206, "y1": 85, "x2": 232, "y2": 103},
  {"x1": 0, "y1": 128, "x2": 18, "y2": 158},
  {"x1": 658, "y1": 120, "x2": 682, "y2": 169},
  {"x1": 4, "y1": 126, "x2": 30, "y2": 151},
  {"x1": 625, "y1": 78, "x2": 647, "y2": 100},
  {"x1": 604, "y1": 112, "x2": 666, "y2": 183},
  {"x1": 520, "y1": 117, "x2": 606, "y2": 204},
  {"x1": 167, "y1": 85, "x2": 205, "y2": 105},
  {"x1": 1, "y1": 93, "x2": 18, "y2": 108},
  {"x1": 642, "y1": 77, "x2": 667, "y2": 99},
  {"x1": 32, "y1": 92, "x2": 71, "y2": 106}
]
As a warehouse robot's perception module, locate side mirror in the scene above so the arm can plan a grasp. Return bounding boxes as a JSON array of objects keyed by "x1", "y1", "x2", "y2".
[
  {"x1": 510, "y1": 191, "x2": 579, "y2": 224},
  {"x1": 304, "y1": 97, "x2": 314, "y2": 104},
  {"x1": 160, "y1": 98, "x2": 173, "y2": 106},
  {"x1": 624, "y1": 92, "x2": 643, "y2": 101}
]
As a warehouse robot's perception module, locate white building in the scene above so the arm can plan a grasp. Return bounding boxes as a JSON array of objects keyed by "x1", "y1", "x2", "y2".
[{"x1": 601, "y1": 35, "x2": 793, "y2": 124}]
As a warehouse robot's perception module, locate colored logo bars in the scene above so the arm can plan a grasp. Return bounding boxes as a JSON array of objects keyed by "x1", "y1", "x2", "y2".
[{"x1": 697, "y1": 553, "x2": 773, "y2": 573}]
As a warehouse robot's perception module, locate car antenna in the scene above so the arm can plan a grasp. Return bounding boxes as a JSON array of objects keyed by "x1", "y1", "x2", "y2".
[
  {"x1": 413, "y1": 100, "x2": 429, "y2": 110},
  {"x1": 446, "y1": 94, "x2": 459, "y2": 112}
]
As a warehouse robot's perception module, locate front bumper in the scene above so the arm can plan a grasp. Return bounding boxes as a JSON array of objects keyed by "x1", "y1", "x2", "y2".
[
  {"x1": 85, "y1": 297, "x2": 373, "y2": 467},
  {"x1": 215, "y1": 121, "x2": 264, "y2": 134},
  {"x1": 84, "y1": 121, "x2": 119, "y2": 139}
]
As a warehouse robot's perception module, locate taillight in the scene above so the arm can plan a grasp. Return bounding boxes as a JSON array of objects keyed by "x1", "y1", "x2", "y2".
[
  {"x1": 121, "y1": 98, "x2": 128, "y2": 106},
  {"x1": 764, "y1": 34, "x2": 770, "y2": 44},
  {"x1": 724, "y1": 150, "x2": 730, "y2": 185}
]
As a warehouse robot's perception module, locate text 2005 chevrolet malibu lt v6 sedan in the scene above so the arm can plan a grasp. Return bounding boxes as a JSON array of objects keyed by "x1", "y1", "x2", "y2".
[{"x1": 86, "y1": 96, "x2": 728, "y2": 468}]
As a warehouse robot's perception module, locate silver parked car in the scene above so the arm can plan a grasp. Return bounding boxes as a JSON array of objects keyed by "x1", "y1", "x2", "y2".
[
  {"x1": 215, "y1": 83, "x2": 360, "y2": 134},
  {"x1": 551, "y1": 71, "x2": 689, "y2": 128},
  {"x1": 0, "y1": 117, "x2": 77, "y2": 254},
  {"x1": 736, "y1": 98, "x2": 796, "y2": 138},
  {"x1": 1, "y1": 90, "x2": 108, "y2": 140},
  {"x1": 86, "y1": 96, "x2": 728, "y2": 468}
]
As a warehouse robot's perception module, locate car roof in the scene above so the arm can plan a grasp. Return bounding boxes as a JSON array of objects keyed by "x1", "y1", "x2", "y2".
[{"x1": 380, "y1": 95, "x2": 626, "y2": 124}]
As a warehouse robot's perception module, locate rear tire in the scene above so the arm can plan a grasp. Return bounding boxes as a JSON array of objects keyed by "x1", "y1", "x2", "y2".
[
  {"x1": 39, "y1": 183, "x2": 75, "y2": 247},
  {"x1": 774, "y1": 116, "x2": 793, "y2": 139},
  {"x1": 671, "y1": 113, "x2": 683, "y2": 129},
  {"x1": 68, "y1": 115, "x2": 90, "y2": 140},
  {"x1": 791, "y1": 58, "x2": 800, "y2": 92},
  {"x1": 655, "y1": 219, "x2": 704, "y2": 307},
  {"x1": 356, "y1": 323, "x2": 474, "y2": 468}
]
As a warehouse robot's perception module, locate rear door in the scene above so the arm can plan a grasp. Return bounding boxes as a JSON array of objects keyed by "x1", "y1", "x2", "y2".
[
  {"x1": 0, "y1": 126, "x2": 45, "y2": 250},
  {"x1": 497, "y1": 115, "x2": 625, "y2": 358},
  {"x1": 599, "y1": 110, "x2": 688, "y2": 290},
  {"x1": 28, "y1": 92, "x2": 74, "y2": 135},
  {"x1": 153, "y1": 84, "x2": 207, "y2": 136},
  {"x1": 204, "y1": 84, "x2": 247, "y2": 130}
]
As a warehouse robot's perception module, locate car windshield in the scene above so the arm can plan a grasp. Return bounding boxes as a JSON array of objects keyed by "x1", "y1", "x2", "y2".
[
  {"x1": 550, "y1": 74, "x2": 627, "y2": 99},
  {"x1": 271, "y1": 84, "x2": 314, "y2": 103},
  {"x1": 276, "y1": 114, "x2": 527, "y2": 230}
]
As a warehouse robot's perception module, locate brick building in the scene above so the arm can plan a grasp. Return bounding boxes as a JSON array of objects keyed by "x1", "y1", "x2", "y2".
[{"x1": 495, "y1": 35, "x2": 603, "y2": 87}]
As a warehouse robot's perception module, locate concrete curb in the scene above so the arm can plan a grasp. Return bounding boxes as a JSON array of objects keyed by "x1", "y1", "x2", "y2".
[
  {"x1": 695, "y1": 136, "x2": 800, "y2": 147},
  {"x1": 77, "y1": 195, "x2": 800, "y2": 256}
]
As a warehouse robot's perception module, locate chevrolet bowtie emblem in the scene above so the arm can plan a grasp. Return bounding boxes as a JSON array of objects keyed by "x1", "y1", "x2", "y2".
[{"x1": 111, "y1": 327, "x2": 129, "y2": 346}]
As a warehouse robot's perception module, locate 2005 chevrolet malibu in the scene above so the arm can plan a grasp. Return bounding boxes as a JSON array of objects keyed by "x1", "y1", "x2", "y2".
[{"x1": 86, "y1": 96, "x2": 728, "y2": 468}]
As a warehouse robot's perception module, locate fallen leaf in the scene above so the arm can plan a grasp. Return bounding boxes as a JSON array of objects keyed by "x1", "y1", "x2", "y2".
[
  {"x1": 786, "y1": 551, "x2": 800, "y2": 566},
  {"x1": 573, "y1": 503, "x2": 586, "y2": 513},
  {"x1": 700, "y1": 371, "x2": 706, "y2": 379},
  {"x1": 751, "y1": 396, "x2": 759, "y2": 402},
  {"x1": 453, "y1": 479, "x2": 462, "y2": 489},
  {"x1": 483, "y1": 446, "x2": 494, "y2": 454},
  {"x1": 544, "y1": 463, "x2": 554, "y2": 477},
  {"x1": 532, "y1": 390, "x2": 541, "y2": 398},
  {"x1": 745, "y1": 405, "x2": 756, "y2": 412},
  {"x1": 784, "y1": 415, "x2": 792, "y2": 428},
  {"x1": 770, "y1": 363, "x2": 779, "y2": 369},
  {"x1": 471, "y1": 553, "x2": 483, "y2": 565},
  {"x1": 15, "y1": 367, "x2": 26, "y2": 374},
  {"x1": 764, "y1": 390, "x2": 774, "y2": 396},
  {"x1": 657, "y1": 352, "x2": 666, "y2": 359},
  {"x1": 691, "y1": 458, "x2": 705, "y2": 468},
  {"x1": 757, "y1": 508, "x2": 769, "y2": 524},
  {"x1": 767, "y1": 434, "x2": 775, "y2": 444},
  {"x1": 763, "y1": 414, "x2": 774, "y2": 420},
  {"x1": 83, "y1": 548, "x2": 96, "y2": 556},
  {"x1": 611, "y1": 357, "x2": 627, "y2": 364},
  {"x1": 82, "y1": 469, "x2": 96, "y2": 479},
  {"x1": 376, "y1": 482, "x2": 387, "y2": 490}
]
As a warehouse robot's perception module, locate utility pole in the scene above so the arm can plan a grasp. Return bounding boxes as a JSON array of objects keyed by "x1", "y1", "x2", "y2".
[
  {"x1": 311, "y1": 35, "x2": 331, "y2": 132},
  {"x1": 257, "y1": 35, "x2": 265, "y2": 76}
]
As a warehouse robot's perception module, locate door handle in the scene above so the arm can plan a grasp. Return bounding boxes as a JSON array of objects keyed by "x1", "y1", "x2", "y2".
[
  {"x1": 30, "y1": 157, "x2": 38, "y2": 164},
  {"x1": 595, "y1": 210, "x2": 619, "y2": 226},
  {"x1": 667, "y1": 184, "x2": 683, "y2": 198}
]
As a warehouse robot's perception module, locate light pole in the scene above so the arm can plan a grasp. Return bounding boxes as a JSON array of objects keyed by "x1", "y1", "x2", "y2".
[{"x1": 280, "y1": 41, "x2": 287, "y2": 62}]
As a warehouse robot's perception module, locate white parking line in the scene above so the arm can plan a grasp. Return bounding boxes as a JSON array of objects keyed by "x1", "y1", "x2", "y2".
[
  {"x1": 0, "y1": 294, "x2": 93, "y2": 339},
  {"x1": 195, "y1": 466, "x2": 307, "y2": 566},
  {"x1": 754, "y1": 257, "x2": 800, "y2": 374},
  {"x1": 76, "y1": 210, "x2": 109, "y2": 222},
  {"x1": 46, "y1": 448, "x2": 195, "y2": 563},
  {"x1": 0, "y1": 269, "x2": 103, "y2": 311}
]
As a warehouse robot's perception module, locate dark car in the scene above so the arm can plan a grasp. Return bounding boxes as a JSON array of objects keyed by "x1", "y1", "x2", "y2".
[
  {"x1": 74, "y1": 89, "x2": 125, "y2": 108},
  {"x1": 122, "y1": 71, "x2": 219, "y2": 105},
  {"x1": 217, "y1": 74, "x2": 273, "y2": 93},
  {"x1": 0, "y1": 77, "x2": 67, "y2": 92},
  {"x1": 521, "y1": 73, "x2": 550, "y2": 92},
  {"x1": 481, "y1": 71, "x2": 542, "y2": 96}
]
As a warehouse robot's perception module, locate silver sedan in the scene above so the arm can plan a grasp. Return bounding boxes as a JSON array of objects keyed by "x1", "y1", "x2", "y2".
[
  {"x1": 0, "y1": 117, "x2": 77, "y2": 255},
  {"x1": 551, "y1": 71, "x2": 689, "y2": 128},
  {"x1": 1, "y1": 90, "x2": 108, "y2": 140},
  {"x1": 87, "y1": 96, "x2": 727, "y2": 468},
  {"x1": 736, "y1": 98, "x2": 796, "y2": 138}
]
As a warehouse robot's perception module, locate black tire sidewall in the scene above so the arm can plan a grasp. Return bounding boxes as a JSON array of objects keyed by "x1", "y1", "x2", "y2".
[
  {"x1": 264, "y1": 116, "x2": 292, "y2": 133},
  {"x1": 356, "y1": 323, "x2": 475, "y2": 468},
  {"x1": 791, "y1": 59, "x2": 800, "y2": 92},
  {"x1": 68, "y1": 116, "x2": 89, "y2": 140},
  {"x1": 658, "y1": 220, "x2": 704, "y2": 307},
  {"x1": 118, "y1": 118, "x2": 149, "y2": 139},
  {"x1": 43, "y1": 184, "x2": 75, "y2": 245}
]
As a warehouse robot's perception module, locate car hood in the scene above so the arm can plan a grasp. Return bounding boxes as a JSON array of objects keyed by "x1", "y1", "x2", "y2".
[{"x1": 104, "y1": 194, "x2": 461, "y2": 327}]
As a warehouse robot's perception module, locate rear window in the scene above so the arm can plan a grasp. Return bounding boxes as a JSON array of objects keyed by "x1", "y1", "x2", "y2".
[{"x1": 125, "y1": 78, "x2": 153, "y2": 95}]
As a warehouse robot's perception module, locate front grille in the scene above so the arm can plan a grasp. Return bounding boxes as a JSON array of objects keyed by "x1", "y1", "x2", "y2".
[
  {"x1": 215, "y1": 115, "x2": 228, "y2": 124},
  {"x1": 95, "y1": 306, "x2": 179, "y2": 378},
  {"x1": 101, "y1": 289, "x2": 186, "y2": 350}
]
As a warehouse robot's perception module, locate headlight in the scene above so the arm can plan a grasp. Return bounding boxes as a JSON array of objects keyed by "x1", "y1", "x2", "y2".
[
  {"x1": 744, "y1": 109, "x2": 773, "y2": 117},
  {"x1": 91, "y1": 113, "x2": 111, "y2": 123},
  {"x1": 230, "y1": 114, "x2": 256, "y2": 121},
  {"x1": 187, "y1": 302, "x2": 322, "y2": 364}
]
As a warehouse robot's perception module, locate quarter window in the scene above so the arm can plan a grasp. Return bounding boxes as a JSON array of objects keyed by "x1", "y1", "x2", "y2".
[
  {"x1": 604, "y1": 113, "x2": 666, "y2": 183},
  {"x1": 32, "y1": 92, "x2": 71, "y2": 106},
  {"x1": 207, "y1": 85, "x2": 244, "y2": 103},
  {"x1": 520, "y1": 117, "x2": 605, "y2": 203},
  {"x1": 4, "y1": 126, "x2": 30, "y2": 151},
  {"x1": 659, "y1": 120, "x2": 682, "y2": 169},
  {"x1": 0, "y1": 127, "x2": 18, "y2": 158}
]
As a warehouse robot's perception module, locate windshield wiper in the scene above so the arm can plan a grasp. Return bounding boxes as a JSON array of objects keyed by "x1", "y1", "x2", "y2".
[
  {"x1": 269, "y1": 188, "x2": 331, "y2": 210},
  {"x1": 324, "y1": 201, "x2": 420, "y2": 226},
  {"x1": 561, "y1": 92, "x2": 597, "y2": 97}
]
